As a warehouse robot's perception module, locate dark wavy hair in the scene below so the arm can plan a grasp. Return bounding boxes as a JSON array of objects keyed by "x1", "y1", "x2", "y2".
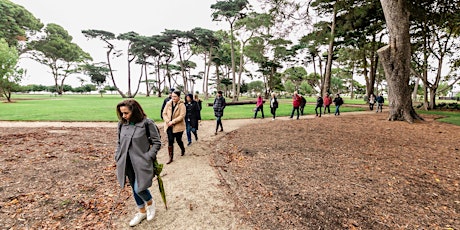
[{"x1": 116, "y1": 99, "x2": 147, "y2": 124}]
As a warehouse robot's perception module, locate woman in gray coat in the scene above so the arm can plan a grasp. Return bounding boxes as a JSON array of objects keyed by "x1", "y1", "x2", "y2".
[{"x1": 115, "y1": 99, "x2": 162, "y2": 227}]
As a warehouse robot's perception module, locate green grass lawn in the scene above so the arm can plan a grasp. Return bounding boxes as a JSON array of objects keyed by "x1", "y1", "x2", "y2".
[
  {"x1": 416, "y1": 110, "x2": 460, "y2": 126},
  {"x1": 2, "y1": 94, "x2": 458, "y2": 125},
  {"x1": 1, "y1": 94, "x2": 363, "y2": 122}
]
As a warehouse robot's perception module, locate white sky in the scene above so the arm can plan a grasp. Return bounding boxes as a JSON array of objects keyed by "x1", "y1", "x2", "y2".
[{"x1": 11, "y1": 0, "x2": 230, "y2": 93}]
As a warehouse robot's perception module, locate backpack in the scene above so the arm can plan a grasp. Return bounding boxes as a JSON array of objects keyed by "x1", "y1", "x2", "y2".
[{"x1": 118, "y1": 119, "x2": 161, "y2": 145}]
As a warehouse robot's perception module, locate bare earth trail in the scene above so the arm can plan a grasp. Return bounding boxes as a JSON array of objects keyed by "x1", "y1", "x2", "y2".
[
  {"x1": 0, "y1": 112, "x2": 370, "y2": 229},
  {"x1": 0, "y1": 111, "x2": 460, "y2": 229}
]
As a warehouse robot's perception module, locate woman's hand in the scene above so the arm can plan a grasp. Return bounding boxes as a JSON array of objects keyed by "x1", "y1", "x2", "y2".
[{"x1": 167, "y1": 121, "x2": 173, "y2": 127}]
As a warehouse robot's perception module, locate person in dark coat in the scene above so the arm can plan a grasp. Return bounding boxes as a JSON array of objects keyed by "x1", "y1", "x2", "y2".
[
  {"x1": 376, "y1": 93, "x2": 385, "y2": 112},
  {"x1": 194, "y1": 94, "x2": 203, "y2": 111},
  {"x1": 213, "y1": 90, "x2": 226, "y2": 135},
  {"x1": 185, "y1": 93, "x2": 201, "y2": 146},
  {"x1": 315, "y1": 95, "x2": 323, "y2": 117},
  {"x1": 299, "y1": 95, "x2": 307, "y2": 115},
  {"x1": 333, "y1": 93, "x2": 344, "y2": 116},
  {"x1": 160, "y1": 88, "x2": 174, "y2": 120},
  {"x1": 115, "y1": 99, "x2": 162, "y2": 227},
  {"x1": 270, "y1": 92, "x2": 279, "y2": 120}
]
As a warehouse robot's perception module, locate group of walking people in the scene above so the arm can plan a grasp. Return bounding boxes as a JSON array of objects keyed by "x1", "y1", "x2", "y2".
[
  {"x1": 368, "y1": 93, "x2": 385, "y2": 112},
  {"x1": 114, "y1": 89, "x2": 226, "y2": 227},
  {"x1": 114, "y1": 88, "x2": 385, "y2": 226},
  {"x1": 287, "y1": 91, "x2": 344, "y2": 119}
]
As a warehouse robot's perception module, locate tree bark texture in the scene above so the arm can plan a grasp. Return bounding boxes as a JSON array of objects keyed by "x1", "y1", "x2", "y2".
[
  {"x1": 377, "y1": 0, "x2": 422, "y2": 123},
  {"x1": 323, "y1": 6, "x2": 337, "y2": 95}
]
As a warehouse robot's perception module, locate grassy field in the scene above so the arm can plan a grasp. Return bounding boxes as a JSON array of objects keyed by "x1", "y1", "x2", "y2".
[
  {"x1": 1, "y1": 94, "x2": 458, "y2": 125},
  {"x1": 1, "y1": 94, "x2": 364, "y2": 122}
]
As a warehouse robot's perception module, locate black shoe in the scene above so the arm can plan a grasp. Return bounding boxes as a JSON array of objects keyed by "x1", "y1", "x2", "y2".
[
  {"x1": 219, "y1": 129, "x2": 223, "y2": 132},
  {"x1": 187, "y1": 142, "x2": 192, "y2": 146}
]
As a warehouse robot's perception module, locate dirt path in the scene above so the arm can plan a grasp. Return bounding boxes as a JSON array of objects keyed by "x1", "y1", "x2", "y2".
[{"x1": 0, "y1": 111, "x2": 375, "y2": 229}]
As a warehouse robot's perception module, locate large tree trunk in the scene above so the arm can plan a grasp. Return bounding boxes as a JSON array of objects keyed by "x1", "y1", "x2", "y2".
[
  {"x1": 378, "y1": 0, "x2": 422, "y2": 123},
  {"x1": 322, "y1": 5, "x2": 337, "y2": 95}
]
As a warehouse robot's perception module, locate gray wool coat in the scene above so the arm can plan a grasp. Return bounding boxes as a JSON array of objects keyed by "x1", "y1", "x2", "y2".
[{"x1": 115, "y1": 118, "x2": 162, "y2": 191}]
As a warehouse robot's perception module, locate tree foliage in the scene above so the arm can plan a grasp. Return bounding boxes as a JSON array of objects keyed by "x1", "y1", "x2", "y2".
[{"x1": 0, "y1": 0, "x2": 43, "y2": 49}]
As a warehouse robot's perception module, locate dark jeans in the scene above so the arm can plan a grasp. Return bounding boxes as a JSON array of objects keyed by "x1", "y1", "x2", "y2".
[
  {"x1": 300, "y1": 106, "x2": 305, "y2": 115},
  {"x1": 369, "y1": 103, "x2": 374, "y2": 111},
  {"x1": 377, "y1": 103, "x2": 383, "y2": 112},
  {"x1": 290, "y1": 106, "x2": 300, "y2": 119},
  {"x1": 315, "y1": 105, "x2": 322, "y2": 116},
  {"x1": 185, "y1": 120, "x2": 197, "y2": 143},
  {"x1": 335, "y1": 105, "x2": 341, "y2": 115},
  {"x1": 254, "y1": 106, "x2": 264, "y2": 118},
  {"x1": 270, "y1": 107, "x2": 277, "y2": 119},
  {"x1": 126, "y1": 153, "x2": 152, "y2": 208},
  {"x1": 216, "y1": 116, "x2": 223, "y2": 131},
  {"x1": 167, "y1": 127, "x2": 184, "y2": 150}
]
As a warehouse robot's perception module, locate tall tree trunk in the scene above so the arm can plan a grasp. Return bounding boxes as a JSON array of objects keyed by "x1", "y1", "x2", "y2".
[
  {"x1": 363, "y1": 50, "x2": 370, "y2": 95},
  {"x1": 145, "y1": 63, "x2": 150, "y2": 97},
  {"x1": 205, "y1": 48, "x2": 212, "y2": 100},
  {"x1": 368, "y1": 34, "x2": 379, "y2": 97},
  {"x1": 318, "y1": 54, "x2": 324, "y2": 95},
  {"x1": 377, "y1": 0, "x2": 422, "y2": 123},
  {"x1": 322, "y1": 5, "x2": 337, "y2": 95},
  {"x1": 229, "y1": 22, "x2": 237, "y2": 101},
  {"x1": 178, "y1": 44, "x2": 187, "y2": 93},
  {"x1": 236, "y1": 42, "x2": 247, "y2": 101},
  {"x1": 350, "y1": 67, "x2": 354, "y2": 99},
  {"x1": 105, "y1": 46, "x2": 126, "y2": 98},
  {"x1": 412, "y1": 77, "x2": 419, "y2": 102}
]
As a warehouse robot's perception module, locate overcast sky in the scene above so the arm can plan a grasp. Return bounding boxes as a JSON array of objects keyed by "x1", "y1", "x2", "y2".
[{"x1": 11, "y1": 0, "x2": 231, "y2": 92}]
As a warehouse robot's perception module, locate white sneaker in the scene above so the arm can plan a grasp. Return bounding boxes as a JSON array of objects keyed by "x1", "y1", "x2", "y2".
[
  {"x1": 146, "y1": 201, "x2": 156, "y2": 221},
  {"x1": 129, "y1": 212, "x2": 146, "y2": 227}
]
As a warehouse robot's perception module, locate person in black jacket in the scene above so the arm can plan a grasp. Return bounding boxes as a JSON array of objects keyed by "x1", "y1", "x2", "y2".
[
  {"x1": 213, "y1": 91, "x2": 226, "y2": 135},
  {"x1": 315, "y1": 95, "x2": 323, "y2": 117},
  {"x1": 270, "y1": 92, "x2": 279, "y2": 120},
  {"x1": 333, "y1": 94, "x2": 344, "y2": 116},
  {"x1": 376, "y1": 93, "x2": 384, "y2": 112},
  {"x1": 185, "y1": 94, "x2": 201, "y2": 146}
]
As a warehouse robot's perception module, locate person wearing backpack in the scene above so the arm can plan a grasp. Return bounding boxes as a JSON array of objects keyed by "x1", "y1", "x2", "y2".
[
  {"x1": 163, "y1": 90, "x2": 186, "y2": 164},
  {"x1": 315, "y1": 95, "x2": 323, "y2": 117},
  {"x1": 333, "y1": 93, "x2": 344, "y2": 116},
  {"x1": 115, "y1": 99, "x2": 162, "y2": 227}
]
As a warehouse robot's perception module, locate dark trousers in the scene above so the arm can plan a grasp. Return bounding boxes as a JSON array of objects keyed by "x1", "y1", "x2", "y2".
[
  {"x1": 315, "y1": 105, "x2": 322, "y2": 116},
  {"x1": 167, "y1": 127, "x2": 184, "y2": 150},
  {"x1": 323, "y1": 105, "x2": 330, "y2": 114},
  {"x1": 369, "y1": 103, "x2": 374, "y2": 111},
  {"x1": 216, "y1": 116, "x2": 223, "y2": 131},
  {"x1": 270, "y1": 107, "x2": 277, "y2": 119},
  {"x1": 290, "y1": 106, "x2": 300, "y2": 119},
  {"x1": 254, "y1": 106, "x2": 264, "y2": 118}
]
